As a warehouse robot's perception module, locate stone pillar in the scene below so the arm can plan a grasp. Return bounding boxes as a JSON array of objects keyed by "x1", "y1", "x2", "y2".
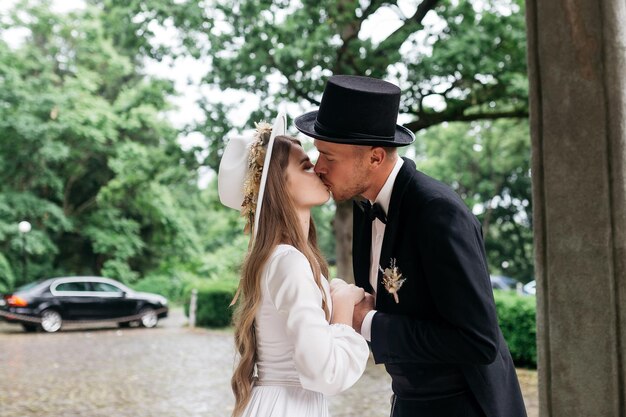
[{"x1": 525, "y1": 0, "x2": 626, "y2": 416}]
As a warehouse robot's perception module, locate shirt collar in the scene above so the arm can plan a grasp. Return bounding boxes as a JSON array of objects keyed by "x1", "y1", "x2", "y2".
[{"x1": 371, "y1": 157, "x2": 404, "y2": 214}]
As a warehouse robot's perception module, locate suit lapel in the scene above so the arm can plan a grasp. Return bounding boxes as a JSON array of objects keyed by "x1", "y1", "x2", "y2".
[{"x1": 376, "y1": 158, "x2": 416, "y2": 306}]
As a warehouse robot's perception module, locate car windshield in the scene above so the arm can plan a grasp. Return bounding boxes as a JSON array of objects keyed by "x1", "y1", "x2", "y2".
[{"x1": 14, "y1": 279, "x2": 49, "y2": 292}]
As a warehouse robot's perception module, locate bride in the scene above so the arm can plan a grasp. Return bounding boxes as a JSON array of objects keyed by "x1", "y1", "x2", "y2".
[{"x1": 218, "y1": 113, "x2": 369, "y2": 417}]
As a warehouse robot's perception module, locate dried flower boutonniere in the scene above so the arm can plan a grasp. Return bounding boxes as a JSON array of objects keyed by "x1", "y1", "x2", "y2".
[{"x1": 379, "y1": 258, "x2": 406, "y2": 304}]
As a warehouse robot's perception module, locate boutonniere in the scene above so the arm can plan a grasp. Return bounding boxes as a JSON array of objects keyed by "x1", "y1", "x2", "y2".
[{"x1": 379, "y1": 258, "x2": 406, "y2": 304}]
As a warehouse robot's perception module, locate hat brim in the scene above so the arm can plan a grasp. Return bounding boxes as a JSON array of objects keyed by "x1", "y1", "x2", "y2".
[
  {"x1": 294, "y1": 111, "x2": 414, "y2": 147},
  {"x1": 253, "y1": 112, "x2": 287, "y2": 240}
]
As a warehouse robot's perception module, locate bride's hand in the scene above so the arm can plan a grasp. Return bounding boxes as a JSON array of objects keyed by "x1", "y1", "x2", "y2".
[
  {"x1": 330, "y1": 283, "x2": 365, "y2": 326},
  {"x1": 331, "y1": 282, "x2": 365, "y2": 306},
  {"x1": 330, "y1": 278, "x2": 348, "y2": 293}
]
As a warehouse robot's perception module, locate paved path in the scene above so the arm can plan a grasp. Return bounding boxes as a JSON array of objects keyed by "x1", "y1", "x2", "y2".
[{"x1": 0, "y1": 308, "x2": 537, "y2": 417}]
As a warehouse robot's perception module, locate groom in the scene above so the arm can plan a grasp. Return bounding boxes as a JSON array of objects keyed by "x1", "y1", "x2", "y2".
[{"x1": 295, "y1": 75, "x2": 527, "y2": 417}]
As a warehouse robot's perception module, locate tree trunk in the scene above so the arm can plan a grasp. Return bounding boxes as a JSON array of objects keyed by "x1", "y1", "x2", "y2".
[{"x1": 333, "y1": 200, "x2": 354, "y2": 283}]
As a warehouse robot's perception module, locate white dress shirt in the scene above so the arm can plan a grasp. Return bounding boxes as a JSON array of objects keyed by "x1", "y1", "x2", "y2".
[{"x1": 360, "y1": 157, "x2": 404, "y2": 341}]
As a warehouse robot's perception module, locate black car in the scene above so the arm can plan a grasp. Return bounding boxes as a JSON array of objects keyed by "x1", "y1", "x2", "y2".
[
  {"x1": 489, "y1": 275, "x2": 519, "y2": 291},
  {"x1": 0, "y1": 276, "x2": 168, "y2": 333}
]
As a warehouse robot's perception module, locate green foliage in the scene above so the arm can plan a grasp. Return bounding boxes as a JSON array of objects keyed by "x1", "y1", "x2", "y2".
[
  {"x1": 0, "y1": 254, "x2": 15, "y2": 293},
  {"x1": 184, "y1": 280, "x2": 238, "y2": 327},
  {"x1": 0, "y1": 1, "x2": 207, "y2": 286},
  {"x1": 197, "y1": 0, "x2": 528, "y2": 147},
  {"x1": 194, "y1": 0, "x2": 532, "y2": 281},
  {"x1": 91, "y1": 0, "x2": 207, "y2": 62},
  {"x1": 133, "y1": 272, "x2": 187, "y2": 303},
  {"x1": 0, "y1": 0, "x2": 533, "y2": 305},
  {"x1": 403, "y1": 0, "x2": 528, "y2": 130},
  {"x1": 101, "y1": 259, "x2": 140, "y2": 284},
  {"x1": 311, "y1": 202, "x2": 336, "y2": 263},
  {"x1": 418, "y1": 119, "x2": 533, "y2": 281},
  {"x1": 494, "y1": 290, "x2": 537, "y2": 367},
  {"x1": 200, "y1": 234, "x2": 248, "y2": 282}
]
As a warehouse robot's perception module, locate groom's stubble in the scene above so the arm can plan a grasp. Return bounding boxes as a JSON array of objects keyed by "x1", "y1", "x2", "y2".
[{"x1": 328, "y1": 148, "x2": 370, "y2": 202}]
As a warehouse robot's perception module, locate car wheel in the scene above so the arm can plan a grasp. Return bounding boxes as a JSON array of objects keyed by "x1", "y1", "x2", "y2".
[
  {"x1": 40, "y1": 309, "x2": 62, "y2": 333},
  {"x1": 118, "y1": 322, "x2": 131, "y2": 328},
  {"x1": 139, "y1": 307, "x2": 158, "y2": 328},
  {"x1": 22, "y1": 323, "x2": 38, "y2": 332}
]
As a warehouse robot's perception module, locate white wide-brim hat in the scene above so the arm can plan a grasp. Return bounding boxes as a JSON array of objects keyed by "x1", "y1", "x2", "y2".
[{"x1": 217, "y1": 112, "x2": 287, "y2": 240}]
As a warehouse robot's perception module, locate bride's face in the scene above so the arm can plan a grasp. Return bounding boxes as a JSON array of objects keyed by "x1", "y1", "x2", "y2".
[{"x1": 286, "y1": 144, "x2": 331, "y2": 209}]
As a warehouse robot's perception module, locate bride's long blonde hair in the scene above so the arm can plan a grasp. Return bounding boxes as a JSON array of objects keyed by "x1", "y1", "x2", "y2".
[{"x1": 231, "y1": 135, "x2": 330, "y2": 417}]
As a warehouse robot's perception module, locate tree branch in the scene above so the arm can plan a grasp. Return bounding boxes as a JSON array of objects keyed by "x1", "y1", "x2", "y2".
[
  {"x1": 373, "y1": 0, "x2": 440, "y2": 58},
  {"x1": 404, "y1": 108, "x2": 529, "y2": 132},
  {"x1": 333, "y1": 0, "x2": 392, "y2": 74},
  {"x1": 361, "y1": 0, "x2": 389, "y2": 21},
  {"x1": 286, "y1": 77, "x2": 321, "y2": 106},
  {"x1": 72, "y1": 196, "x2": 98, "y2": 217},
  {"x1": 267, "y1": 55, "x2": 321, "y2": 105},
  {"x1": 334, "y1": 0, "x2": 369, "y2": 73},
  {"x1": 63, "y1": 175, "x2": 78, "y2": 215}
]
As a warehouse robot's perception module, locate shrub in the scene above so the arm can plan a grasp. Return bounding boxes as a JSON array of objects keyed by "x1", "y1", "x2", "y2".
[
  {"x1": 133, "y1": 273, "x2": 186, "y2": 303},
  {"x1": 101, "y1": 259, "x2": 141, "y2": 285},
  {"x1": 198, "y1": 234, "x2": 248, "y2": 282},
  {"x1": 494, "y1": 290, "x2": 537, "y2": 368},
  {"x1": 178, "y1": 280, "x2": 539, "y2": 368},
  {"x1": 184, "y1": 280, "x2": 238, "y2": 327}
]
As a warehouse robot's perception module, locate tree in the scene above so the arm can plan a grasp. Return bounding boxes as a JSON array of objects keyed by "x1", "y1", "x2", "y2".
[
  {"x1": 0, "y1": 0, "x2": 533, "y2": 291},
  {"x1": 0, "y1": 0, "x2": 205, "y2": 287},
  {"x1": 195, "y1": 0, "x2": 530, "y2": 280},
  {"x1": 417, "y1": 119, "x2": 533, "y2": 281},
  {"x1": 0, "y1": 254, "x2": 15, "y2": 293}
]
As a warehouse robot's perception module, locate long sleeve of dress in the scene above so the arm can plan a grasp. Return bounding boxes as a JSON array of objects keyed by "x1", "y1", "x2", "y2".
[{"x1": 264, "y1": 248, "x2": 369, "y2": 396}]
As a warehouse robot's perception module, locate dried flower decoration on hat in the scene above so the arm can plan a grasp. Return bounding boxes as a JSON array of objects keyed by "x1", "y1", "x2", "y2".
[{"x1": 241, "y1": 121, "x2": 273, "y2": 234}]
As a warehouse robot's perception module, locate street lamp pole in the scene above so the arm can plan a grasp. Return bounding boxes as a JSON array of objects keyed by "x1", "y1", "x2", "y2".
[{"x1": 18, "y1": 221, "x2": 31, "y2": 284}]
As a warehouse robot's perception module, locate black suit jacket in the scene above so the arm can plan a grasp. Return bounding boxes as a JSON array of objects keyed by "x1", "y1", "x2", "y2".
[{"x1": 353, "y1": 158, "x2": 527, "y2": 417}]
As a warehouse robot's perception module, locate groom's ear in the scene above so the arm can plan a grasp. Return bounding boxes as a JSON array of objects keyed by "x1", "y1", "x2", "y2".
[{"x1": 369, "y1": 146, "x2": 386, "y2": 168}]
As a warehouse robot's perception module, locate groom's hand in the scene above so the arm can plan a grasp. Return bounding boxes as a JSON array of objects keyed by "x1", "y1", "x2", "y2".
[{"x1": 352, "y1": 293, "x2": 375, "y2": 333}]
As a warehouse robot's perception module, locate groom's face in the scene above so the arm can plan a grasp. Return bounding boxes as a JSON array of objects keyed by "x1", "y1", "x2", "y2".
[{"x1": 313, "y1": 140, "x2": 370, "y2": 202}]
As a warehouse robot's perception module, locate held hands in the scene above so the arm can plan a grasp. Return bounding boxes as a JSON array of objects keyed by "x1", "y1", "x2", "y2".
[
  {"x1": 329, "y1": 279, "x2": 365, "y2": 327},
  {"x1": 352, "y1": 293, "x2": 375, "y2": 334},
  {"x1": 330, "y1": 278, "x2": 365, "y2": 306}
]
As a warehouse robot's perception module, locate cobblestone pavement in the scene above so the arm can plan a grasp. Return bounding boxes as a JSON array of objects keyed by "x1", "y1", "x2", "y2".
[{"x1": 0, "y1": 308, "x2": 537, "y2": 417}]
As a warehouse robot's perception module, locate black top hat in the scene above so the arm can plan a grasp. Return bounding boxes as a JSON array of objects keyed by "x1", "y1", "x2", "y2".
[{"x1": 294, "y1": 75, "x2": 414, "y2": 147}]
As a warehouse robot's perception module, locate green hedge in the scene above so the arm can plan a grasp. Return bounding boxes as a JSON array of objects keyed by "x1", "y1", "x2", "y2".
[
  {"x1": 494, "y1": 290, "x2": 537, "y2": 368},
  {"x1": 184, "y1": 280, "x2": 238, "y2": 327},
  {"x1": 180, "y1": 282, "x2": 537, "y2": 367}
]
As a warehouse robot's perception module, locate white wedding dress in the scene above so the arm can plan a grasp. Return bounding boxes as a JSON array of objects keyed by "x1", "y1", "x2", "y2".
[{"x1": 239, "y1": 244, "x2": 370, "y2": 417}]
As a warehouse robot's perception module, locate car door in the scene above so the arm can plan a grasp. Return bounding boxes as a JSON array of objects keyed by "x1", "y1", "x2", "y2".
[
  {"x1": 52, "y1": 281, "x2": 101, "y2": 319},
  {"x1": 90, "y1": 281, "x2": 137, "y2": 319}
]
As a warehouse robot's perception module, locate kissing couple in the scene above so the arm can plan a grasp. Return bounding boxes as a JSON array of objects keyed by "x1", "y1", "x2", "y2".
[{"x1": 218, "y1": 75, "x2": 527, "y2": 417}]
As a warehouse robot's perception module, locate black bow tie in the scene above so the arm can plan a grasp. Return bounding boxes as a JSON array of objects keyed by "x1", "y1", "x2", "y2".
[{"x1": 360, "y1": 201, "x2": 387, "y2": 224}]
